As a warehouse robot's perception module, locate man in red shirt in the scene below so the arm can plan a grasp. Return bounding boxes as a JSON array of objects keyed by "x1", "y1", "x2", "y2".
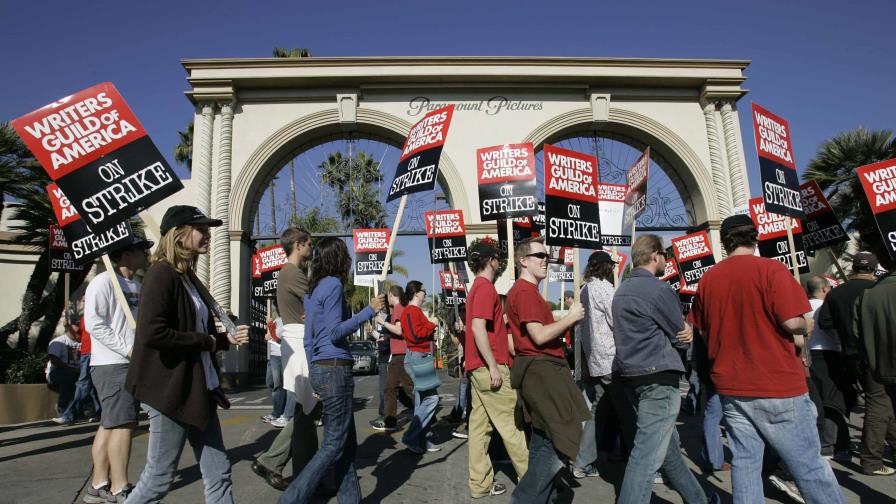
[
  {"x1": 691, "y1": 214, "x2": 844, "y2": 503},
  {"x1": 506, "y1": 237, "x2": 586, "y2": 503},
  {"x1": 464, "y1": 242, "x2": 528, "y2": 498}
]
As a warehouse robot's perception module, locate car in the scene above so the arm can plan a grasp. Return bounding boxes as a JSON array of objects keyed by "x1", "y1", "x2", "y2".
[{"x1": 350, "y1": 341, "x2": 377, "y2": 374}]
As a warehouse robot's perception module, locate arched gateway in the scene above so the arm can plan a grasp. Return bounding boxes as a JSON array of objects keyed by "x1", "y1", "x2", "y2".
[{"x1": 173, "y1": 56, "x2": 750, "y2": 380}]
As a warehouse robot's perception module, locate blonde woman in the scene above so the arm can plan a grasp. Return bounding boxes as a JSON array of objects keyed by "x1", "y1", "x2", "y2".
[{"x1": 125, "y1": 206, "x2": 249, "y2": 504}]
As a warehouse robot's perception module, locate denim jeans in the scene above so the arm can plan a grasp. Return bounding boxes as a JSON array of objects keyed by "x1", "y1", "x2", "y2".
[
  {"x1": 455, "y1": 374, "x2": 471, "y2": 420},
  {"x1": 128, "y1": 402, "x2": 233, "y2": 504},
  {"x1": 47, "y1": 367, "x2": 78, "y2": 417},
  {"x1": 618, "y1": 383, "x2": 712, "y2": 504},
  {"x1": 267, "y1": 356, "x2": 286, "y2": 418},
  {"x1": 701, "y1": 386, "x2": 725, "y2": 470},
  {"x1": 721, "y1": 393, "x2": 845, "y2": 504},
  {"x1": 510, "y1": 428, "x2": 563, "y2": 504},
  {"x1": 61, "y1": 354, "x2": 100, "y2": 422},
  {"x1": 278, "y1": 363, "x2": 360, "y2": 504},
  {"x1": 377, "y1": 354, "x2": 389, "y2": 418},
  {"x1": 686, "y1": 366, "x2": 702, "y2": 415},
  {"x1": 402, "y1": 350, "x2": 440, "y2": 450},
  {"x1": 574, "y1": 375, "x2": 612, "y2": 469}
]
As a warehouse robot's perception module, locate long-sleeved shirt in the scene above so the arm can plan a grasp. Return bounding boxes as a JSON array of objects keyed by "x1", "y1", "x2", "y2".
[
  {"x1": 581, "y1": 278, "x2": 616, "y2": 377},
  {"x1": 303, "y1": 276, "x2": 374, "y2": 362},
  {"x1": 401, "y1": 304, "x2": 436, "y2": 353},
  {"x1": 85, "y1": 271, "x2": 140, "y2": 366}
]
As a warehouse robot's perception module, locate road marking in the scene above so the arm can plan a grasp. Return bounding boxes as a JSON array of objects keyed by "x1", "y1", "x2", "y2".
[
  {"x1": 245, "y1": 398, "x2": 267, "y2": 404},
  {"x1": 230, "y1": 405, "x2": 271, "y2": 410},
  {"x1": 229, "y1": 397, "x2": 245, "y2": 403}
]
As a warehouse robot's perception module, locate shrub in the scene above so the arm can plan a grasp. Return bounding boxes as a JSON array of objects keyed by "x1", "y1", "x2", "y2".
[{"x1": 0, "y1": 348, "x2": 47, "y2": 384}]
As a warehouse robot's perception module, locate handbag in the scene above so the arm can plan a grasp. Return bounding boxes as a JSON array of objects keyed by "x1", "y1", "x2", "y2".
[{"x1": 409, "y1": 352, "x2": 441, "y2": 392}]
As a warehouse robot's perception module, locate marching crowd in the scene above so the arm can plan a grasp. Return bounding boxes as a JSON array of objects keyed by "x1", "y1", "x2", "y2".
[{"x1": 51, "y1": 204, "x2": 896, "y2": 504}]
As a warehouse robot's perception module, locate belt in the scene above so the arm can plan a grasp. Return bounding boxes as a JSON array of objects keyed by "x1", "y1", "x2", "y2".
[{"x1": 314, "y1": 358, "x2": 354, "y2": 367}]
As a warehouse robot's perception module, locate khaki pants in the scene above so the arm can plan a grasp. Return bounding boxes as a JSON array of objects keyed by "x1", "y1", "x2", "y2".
[{"x1": 468, "y1": 365, "x2": 529, "y2": 496}]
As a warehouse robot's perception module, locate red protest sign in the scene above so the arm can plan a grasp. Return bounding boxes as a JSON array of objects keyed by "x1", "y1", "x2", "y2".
[
  {"x1": 671, "y1": 231, "x2": 716, "y2": 293},
  {"x1": 477, "y1": 143, "x2": 538, "y2": 221},
  {"x1": 12, "y1": 83, "x2": 147, "y2": 180},
  {"x1": 49, "y1": 224, "x2": 84, "y2": 272},
  {"x1": 388, "y1": 105, "x2": 454, "y2": 202},
  {"x1": 399, "y1": 106, "x2": 454, "y2": 162},
  {"x1": 749, "y1": 197, "x2": 809, "y2": 273},
  {"x1": 255, "y1": 244, "x2": 288, "y2": 273},
  {"x1": 424, "y1": 210, "x2": 467, "y2": 264},
  {"x1": 599, "y1": 183, "x2": 629, "y2": 246},
  {"x1": 543, "y1": 144, "x2": 600, "y2": 249},
  {"x1": 544, "y1": 144, "x2": 598, "y2": 203},
  {"x1": 856, "y1": 159, "x2": 896, "y2": 259},
  {"x1": 752, "y1": 103, "x2": 803, "y2": 218},
  {"x1": 751, "y1": 103, "x2": 796, "y2": 170},
  {"x1": 46, "y1": 183, "x2": 80, "y2": 227},
  {"x1": 353, "y1": 229, "x2": 390, "y2": 252}
]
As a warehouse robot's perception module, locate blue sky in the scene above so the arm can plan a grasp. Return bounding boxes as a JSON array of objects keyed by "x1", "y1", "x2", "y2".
[{"x1": 3, "y1": 0, "x2": 893, "y2": 303}]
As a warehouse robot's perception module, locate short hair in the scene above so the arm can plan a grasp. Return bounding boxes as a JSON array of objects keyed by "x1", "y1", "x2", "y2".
[
  {"x1": 805, "y1": 275, "x2": 828, "y2": 296},
  {"x1": 631, "y1": 234, "x2": 664, "y2": 267},
  {"x1": 721, "y1": 225, "x2": 758, "y2": 254},
  {"x1": 388, "y1": 284, "x2": 404, "y2": 301},
  {"x1": 584, "y1": 262, "x2": 614, "y2": 282},
  {"x1": 281, "y1": 227, "x2": 311, "y2": 256},
  {"x1": 469, "y1": 252, "x2": 496, "y2": 274},
  {"x1": 563, "y1": 290, "x2": 574, "y2": 299},
  {"x1": 514, "y1": 236, "x2": 545, "y2": 268}
]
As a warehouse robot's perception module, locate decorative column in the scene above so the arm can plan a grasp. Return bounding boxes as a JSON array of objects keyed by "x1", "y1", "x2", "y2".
[
  {"x1": 702, "y1": 101, "x2": 732, "y2": 219},
  {"x1": 211, "y1": 101, "x2": 234, "y2": 309},
  {"x1": 720, "y1": 100, "x2": 748, "y2": 207},
  {"x1": 193, "y1": 102, "x2": 216, "y2": 286}
]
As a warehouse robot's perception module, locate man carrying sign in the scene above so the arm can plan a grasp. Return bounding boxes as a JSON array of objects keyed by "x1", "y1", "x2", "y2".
[{"x1": 690, "y1": 215, "x2": 844, "y2": 503}]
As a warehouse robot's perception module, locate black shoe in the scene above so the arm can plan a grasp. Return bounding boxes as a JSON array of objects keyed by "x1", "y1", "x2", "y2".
[
  {"x1": 266, "y1": 472, "x2": 290, "y2": 491},
  {"x1": 251, "y1": 460, "x2": 272, "y2": 479}
]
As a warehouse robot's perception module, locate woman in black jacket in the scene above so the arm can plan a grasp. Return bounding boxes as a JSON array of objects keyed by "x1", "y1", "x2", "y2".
[{"x1": 126, "y1": 206, "x2": 248, "y2": 504}]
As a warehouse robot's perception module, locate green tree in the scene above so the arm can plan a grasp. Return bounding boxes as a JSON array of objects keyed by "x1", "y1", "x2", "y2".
[
  {"x1": 0, "y1": 122, "x2": 38, "y2": 220},
  {"x1": 319, "y1": 151, "x2": 387, "y2": 230},
  {"x1": 174, "y1": 122, "x2": 193, "y2": 171},
  {"x1": 272, "y1": 47, "x2": 312, "y2": 58},
  {"x1": 289, "y1": 206, "x2": 341, "y2": 233}
]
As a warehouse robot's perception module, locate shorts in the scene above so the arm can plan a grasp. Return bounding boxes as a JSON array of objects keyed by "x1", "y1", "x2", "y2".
[{"x1": 90, "y1": 363, "x2": 139, "y2": 428}]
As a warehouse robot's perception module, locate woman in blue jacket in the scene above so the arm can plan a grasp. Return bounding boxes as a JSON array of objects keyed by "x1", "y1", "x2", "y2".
[{"x1": 278, "y1": 237, "x2": 385, "y2": 504}]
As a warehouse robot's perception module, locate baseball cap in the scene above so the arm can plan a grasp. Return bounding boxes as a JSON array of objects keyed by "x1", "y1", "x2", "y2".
[
  {"x1": 468, "y1": 241, "x2": 500, "y2": 261},
  {"x1": 720, "y1": 214, "x2": 755, "y2": 235},
  {"x1": 160, "y1": 206, "x2": 223, "y2": 236},
  {"x1": 587, "y1": 250, "x2": 618, "y2": 265},
  {"x1": 852, "y1": 251, "x2": 879, "y2": 273}
]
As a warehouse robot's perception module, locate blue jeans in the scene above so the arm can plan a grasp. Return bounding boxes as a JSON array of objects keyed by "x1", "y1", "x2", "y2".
[
  {"x1": 279, "y1": 363, "x2": 360, "y2": 504},
  {"x1": 721, "y1": 393, "x2": 845, "y2": 504},
  {"x1": 128, "y1": 402, "x2": 233, "y2": 504},
  {"x1": 701, "y1": 387, "x2": 725, "y2": 470},
  {"x1": 510, "y1": 428, "x2": 563, "y2": 504},
  {"x1": 61, "y1": 354, "x2": 101, "y2": 422},
  {"x1": 455, "y1": 374, "x2": 471, "y2": 420},
  {"x1": 619, "y1": 383, "x2": 712, "y2": 504},
  {"x1": 574, "y1": 375, "x2": 612, "y2": 469},
  {"x1": 267, "y1": 356, "x2": 287, "y2": 418},
  {"x1": 686, "y1": 366, "x2": 702, "y2": 414},
  {"x1": 402, "y1": 350, "x2": 440, "y2": 450}
]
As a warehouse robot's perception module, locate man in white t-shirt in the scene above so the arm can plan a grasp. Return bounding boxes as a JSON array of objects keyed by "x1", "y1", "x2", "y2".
[{"x1": 82, "y1": 236, "x2": 152, "y2": 503}]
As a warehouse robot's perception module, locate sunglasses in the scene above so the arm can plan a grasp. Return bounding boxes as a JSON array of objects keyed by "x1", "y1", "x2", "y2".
[{"x1": 526, "y1": 252, "x2": 549, "y2": 260}]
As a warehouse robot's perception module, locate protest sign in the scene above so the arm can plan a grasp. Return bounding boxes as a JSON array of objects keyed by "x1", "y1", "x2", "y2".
[
  {"x1": 424, "y1": 210, "x2": 467, "y2": 264},
  {"x1": 749, "y1": 197, "x2": 810, "y2": 273},
  {"x1": 660, "y1": 248, "x2": 682, "y2": 291},
  {"x1": 49, "y1": 225, "x2": 84, "y2": 273},
  {"x1": 353, "y1": 229, "x2": 392, "y2": 286},
  {"x1": 611, "y1": 250, "x2": 628, "y2": 280},
  {"x1": 671, "y1": 231, "x2": 717, "y2": 295},
  {"x1": 621, "y1": 147, "x2": 650, "y2": 234},
  {"x1": 251, "y1": 244, "x2": 288, "y2": 298},
  {"x1": 47, "y1": 183, "x2": 135, "y2": 266},
  {"x1": 476, "y1": 143, "x2": 537, "y2": 221},
  {"x1": 439, "y1": 270, "x2": 467, "y2": 307},
  {"x1": 532, "y1": 201, "x2": 546, "y2": 234},
  {"x1": 751, "y1": 103, "x2": 804, "y2": 219},
  {"x1": 548, "y1": 247, "x2": 575, "y2": 282},
  {"x1": 856, "y1": 159, "x2": 896, "y2": 260},
  {"x1": 543, "y1": 144, "x2": 600, "y2": 249},
  {"x1": 497, "y1": 217, "x2": 537, "y2": 255},
  {"x1": 13, "y1": 83, "x2": 183, "y2": 233},
  {"x1": 799, "y1": 180, "x2": 848, "y2": 252},
  {"x1": 387, "y1": 105, "x2": 454, "y2": 202},
  {"x1": 598, "y1": 183, "x2": 630, "y2": 247}
]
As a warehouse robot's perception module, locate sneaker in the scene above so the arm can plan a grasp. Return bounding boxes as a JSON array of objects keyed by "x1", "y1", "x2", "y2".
[
  {"x1": 865, "y1": 465, "x2": 896, "y2": 476},
  {"x1": 452, "y1": 424, "x2": 469, "y2": 439},
  {"x1": 52, "y1": 416, "x2": 74, "y2": 426},
  {"x1": 768, "y1": 475, "x2": 805, "y2": 504},
  {"x1": 107, "y1": 483, "x2": 133, "y2": 503},
  {"x1": 571, "y1": 464, "x2": 599, "y2": 479},
  {"x1": 371, "y1": 419, "x2": 397, "y2": 432},
  {"x1": 653, "y1": 472, "x2": 664, "y2": 484},
  {"x1": 403, "y1": 442, "x2": 425, "y2": 454},
  {"x1": 472, "y1": 482, "x2": 507, "y2": 498},
  {"x1": 260, "y1": 414, "x2": 276, "y2": 423},
  {"x1": 314, "y1": 419, "x2": 323, "y2": 427},
  {"x1": 83, "y1": 483, "x2": 111, "y2": 503},
  {"x1": 88, "y1": 415, "x2": 101, "y2": 423},
  {"x1": 426, "y1": 443, "x2": 442, "y2": 452},
  {"x1": 270, "y1": 416, "x2": 289, "y2": 428}
]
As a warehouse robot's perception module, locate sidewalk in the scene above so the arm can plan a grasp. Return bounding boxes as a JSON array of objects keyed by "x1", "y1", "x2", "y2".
[{"x1": 1, "y1": 371, "x2": 894, "y2": 503}]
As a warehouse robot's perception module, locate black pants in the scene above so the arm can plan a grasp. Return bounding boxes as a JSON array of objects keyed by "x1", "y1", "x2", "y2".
[
  {"x1": 861, "y1": 364, "x2": 896, "y2": 472},
  {"x1": 291, "y1": 402, "x2": 320, "y2": 478}
]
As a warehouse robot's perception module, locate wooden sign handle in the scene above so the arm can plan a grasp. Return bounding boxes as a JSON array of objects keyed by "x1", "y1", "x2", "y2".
[
  {"x1": 63, "y1": 273, "x2": 70, "y2": 311},
  {"x1": 785, "y1": 216, "x2": 800, "y2": 282},
  {"x1": 612, "y1": 246, "x2": 620, "y2": 287},
  {"x1": 573, "y1": 248, "x2": 581, "y2": 303},
  {"x1": 827, "y1": 248, "x2": 848, "y2": 281},
  {"x1": 381, "y1": 195, "x2": 407, "y2": 282},
  {"x1": 101, "y1": 254, "x2": 137, "y2": 330},
  {"x1": 506, "y1": 219, "x2": 515, "y2": 279}
]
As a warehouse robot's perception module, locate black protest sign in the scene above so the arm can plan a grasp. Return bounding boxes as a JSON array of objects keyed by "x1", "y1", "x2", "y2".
[
  {"x1": 749, "y1": 197, "x2": 810, "y2": 274},
  {"x1": 47, "y1": 183, "x2": 135, "y2": 265},
  {"x1": 353, "y1": 229, "x2": 392, "y2": 278},
  {"x1": 621, "y1": 147, "x2": 650, "y2": 232},
  {"x1": 532, "y1": 201, "x2": 546, "y2": 234},
  {"x1": 387, "y1": 105, "x2": 454, "y2": 202},
  {"x1": 543, "y1": 144, "x2": 600, "y2": 249},
  {"x1": 856, "y1": 159, "x2": 896, "y2": 260},
  {"x1": 800, "y1": 180, "x2": 848, "y2": 251},
  {"x1": 13, "y1": 83, "x2": 183, "y2": 233},
  {"x1": 752, "y1": 103, "x2": 804, "y2": 219},
  {"x1": 599, "y1": 183, "x2": 631, "y2": 247},
  {"x1": 424, "y1": 210, "x2": 467, "y2": 264},
  {"x1": 671, "y1": 231, "x2": 717, "y2": 295},
  {"x1": 49, "y1": 225, "x2": 84, "y2": 273},
  {"x1": 251, "y1": 244, "x2": 288, "y2": 298},
  {"x1": 497, "y1": 217, "x2": 537, "y2": 256},
  {"x1": 439, "y1": 271, "x2": 467, "y2": 307},
  {"x1": 476, "y1": 143, "x2": 537, "y2": 221},
  {"x1": 548, "y1": 247, "x2": 574, "y2": 282}
]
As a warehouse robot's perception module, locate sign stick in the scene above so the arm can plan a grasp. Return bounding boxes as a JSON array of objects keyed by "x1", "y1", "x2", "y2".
[
  {"x1": 506, "y1": 219, "x2": 516, "y2": 279},
  {"x1": 612, "y1": 246, "x2": 620, "y2": 286},
  {"x1": 573, "y1": 248, "x2": 581, "y2": 303},
  {"x1": 266, "y1": 298, "x2": 272, "y2": 317},
  {"x1": 101, "y1": 254, "x2": 137, "y2": 330},
  {"x1": 381, "y1": 194, "x2": 407, "y2": 283},
  {"x1": 827, "y1": 248, "x2": 848, "y2": 281},
  {"x1": 784, "y1": 216, "x2": 801, "y2": 282},
  {"x1": 63, "y1": 273, "x2": 70, "y2": 311}
]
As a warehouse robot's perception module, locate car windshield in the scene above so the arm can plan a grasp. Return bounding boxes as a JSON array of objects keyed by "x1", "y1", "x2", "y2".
[{"x1": 350, "y1": 342, "x2": 373, "y2": 352}]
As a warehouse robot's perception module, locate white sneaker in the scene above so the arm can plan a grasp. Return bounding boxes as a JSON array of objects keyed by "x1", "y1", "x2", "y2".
[
  {"x1": 768, "y1": 474, "x2": 805, "y2": 504},
  {"x1": 270, "y1": 416, "x2": 289, "y2": 428},
  {"x1": 260, "y1": 414, "x2": 276, "y2": 423}
]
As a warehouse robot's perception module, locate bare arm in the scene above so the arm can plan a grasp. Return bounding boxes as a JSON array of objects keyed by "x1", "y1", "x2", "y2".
[
  {"x1": 472, "y1": 318, "x2": 498, "y2": 370},
  {"x1": 525, "y1": 302, "x2": 584, "y2": 346}
]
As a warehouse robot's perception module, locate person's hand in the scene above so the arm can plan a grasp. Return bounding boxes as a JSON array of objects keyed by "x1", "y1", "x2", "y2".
[
  {"x1": 208, "y1": 334, "x2": 217, "y2": 352},
  {"x1": 488, "y1": 364, "x2": 503, "y2": 390},
  {"x1": 803, "y1": 314, "x2": 815, "y2": 336},
  {"x1": 264, "y1": 332, "x2": 272, "y2": 342},
  {"x1": 565, "y1": 301, "x2": 585, "y2": 323},
  {"x1": 369, "y1": 294, "x2": 386, "y2": 312},
  {"x1": 127, "y1": 349, "x2": 133, "y2": 360},
  {"x1": 375, "y1": 315, "x2": 386, "y2": 325},
  {"x1": 677, "y1": 322, "x2": 694, "y2": 344},
  {"x1": 227, "y1": 325, "x2": 250, "y2": 346}
]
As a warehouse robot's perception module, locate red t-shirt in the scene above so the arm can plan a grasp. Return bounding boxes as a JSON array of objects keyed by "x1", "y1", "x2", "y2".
[
  {"x1": 506, "y1": 278, "x2": 565, "y2": 359},
  {"x1": 690, "y1": 254, "x2": 810, "y2": 398},
  {"x1": 79, "y1": 318, "x2": 90, "y2": 355},
  {"x1": 464, "y1": 277, "x2": 512, "y2": 371},
  {"x1": 401, "y1": 304, "x2": 436, "y2": 353},
  {"x1": 389, "y1": 304, "x2": 407, "y2": 355}
]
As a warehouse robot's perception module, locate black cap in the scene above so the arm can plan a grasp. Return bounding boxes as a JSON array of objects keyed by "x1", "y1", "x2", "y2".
[
  {"x1": 468, "y1": 241, "x2": 500, "y2": 262},
  {"x1": 587, "y1": 250, "x2": 618, "y2": 265},
  {"x1": 852, "y1": 251, "x2": 879, "y2": 273},
  {"x1": 160, "y1": 206, "x2": 223, "y2": 236},
  {"x1": 720, "y1": 214, "x2": 755, "y2": 235},
  {"x1": 112, "y1": 235, "x2": 154, "y2": 253}
]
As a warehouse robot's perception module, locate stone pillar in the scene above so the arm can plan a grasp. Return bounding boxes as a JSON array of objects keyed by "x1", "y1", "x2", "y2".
[
  {"x1": 720, "y1": 100, "x2": 748, "y2": 207},
  {"x1": 702, "y1": 101, "x2": 732, "y2": 219},
  {"x1": 211, "y1": 101, "x2": 234, "y2": 310},
  {"x1": 193, "y1": 102, "x2": 216, "y2": 286}
]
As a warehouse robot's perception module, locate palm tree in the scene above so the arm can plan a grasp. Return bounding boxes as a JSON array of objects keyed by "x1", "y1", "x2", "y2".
[
  {"x1": 0, "y1": 122, "x2": 38, "y2": 220},
  {"x1": 269, "y1": 178, "x2": 278, "y2": 234},
  {"x1": 319, "y1": 151, "x2": 387, "y2": 230},
  {"x1": 272, "y1": 47, "x2": 312, "y2": 58},
  {"x1": 174, "y1": 123, "x2": 193, "y2": 172},
  {"x1": 803, "y1": 127, "x2": 896, "y2": 249},
  {"x1": 290, "y1": 206, "x2": 340, "y2": 233},
  {"x1": 289, "y1": 160, "x2": 298, "y2": 219}
]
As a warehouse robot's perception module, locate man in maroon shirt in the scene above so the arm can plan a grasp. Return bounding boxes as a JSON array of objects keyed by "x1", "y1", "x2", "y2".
[
  {"x1": 464, "y1": 242, "x2": 528, "y2": 498},
  {"x1": 691, "y1": 214, "x2": 844, "y2": 503}
]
